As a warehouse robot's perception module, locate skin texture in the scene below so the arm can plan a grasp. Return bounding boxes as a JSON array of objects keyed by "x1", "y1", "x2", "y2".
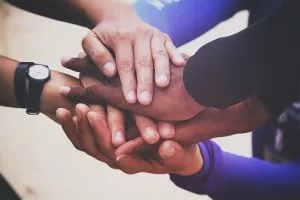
[
  {"x1": 61, "y1": 55, "x2": 204, "y2": 121},
  {"x1": 56, "y1": 103, "x2": 203, "y2": 176},
  {"x1": 8, "y1": 0, "x2": 185, "y2": 105},
  {"x1": 60, "y1": 55, "x2": 270, "y2": 156}
]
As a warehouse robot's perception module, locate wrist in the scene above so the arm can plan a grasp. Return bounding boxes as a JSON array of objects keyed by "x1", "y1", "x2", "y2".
[{"x1": 40, "y1": 71, "x2": 79, "y2": 115}]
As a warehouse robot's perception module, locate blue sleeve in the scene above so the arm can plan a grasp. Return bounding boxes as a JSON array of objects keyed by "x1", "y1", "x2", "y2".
[
  {"x1": 170, "y1": 140, "x2": 300, "y2": 200},
  {"x1": 133, "y1": 0, "x2": 249, "y2": 46}
]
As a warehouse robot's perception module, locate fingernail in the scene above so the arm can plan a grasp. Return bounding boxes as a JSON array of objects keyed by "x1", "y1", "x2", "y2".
[
  {"x1": 116, "y1": 154, "x2": 127, "y2": 162},
  {"x1": 157, "y1": 74, "x2": 169, "y2": 87},
  {"x1": 61, "y1": 56, "x2": 72, "y2": 65},
  {"x1": 103, "y1": 62, "x2": 116, "y2": 77},
  {"x1": 126, "y1": 91, "x2": 136, "y2": 103},
  {"x1": 162, "y1": 145, "x2": 176, "y2": 159},
  {"x1": 162, "y1": 123, "x2": 175, "y2": 138},
  {"x1": 145, "y1": 127, "x2": 159, "y2": 144},
  {"x1": 139, "y1": 90, "x2": 151, "y2": 105},
  {"x1": 56, "y1": 109, "x2": 63, "y2": 123},
  {"x1": 78, "y1": 52, "x2": 86, "y2": 58},
  {"x1": 114, "y1": 131, "x2": 124, "y2": 143},
  {"x1": 59, "y1": 86, "x2": 71, "y2": 95}
]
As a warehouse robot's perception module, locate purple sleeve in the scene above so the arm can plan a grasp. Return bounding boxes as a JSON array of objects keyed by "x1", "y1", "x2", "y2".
[{"x1": 170, "y1": 140, "x2": 300, "y2": 200}]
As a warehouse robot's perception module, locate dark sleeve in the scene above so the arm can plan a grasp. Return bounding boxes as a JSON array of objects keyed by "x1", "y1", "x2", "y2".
[
  {"x1": 183, "y1": 0, "x2": 300, "y2": 116},
  {"x1": 6, "y1": 0, "x2": 93, "y2": 28}
]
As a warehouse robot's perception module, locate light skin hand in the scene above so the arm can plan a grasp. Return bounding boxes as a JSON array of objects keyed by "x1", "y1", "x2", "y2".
[
  {"x1": 56, "y1": 103, "x2": 203, "y2": 176},
  {"x1": 62, "y1": 4, "x2": 185, "y2": 105}
]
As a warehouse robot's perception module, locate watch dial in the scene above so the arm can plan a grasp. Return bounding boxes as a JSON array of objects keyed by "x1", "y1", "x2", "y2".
[{"x1": 28, "y1": 65, "x2": 50, "y2": 80}]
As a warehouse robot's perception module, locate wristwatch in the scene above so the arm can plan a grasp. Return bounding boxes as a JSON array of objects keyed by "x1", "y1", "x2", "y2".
[{"x1": 14, "y1": 62, "x2": 51, "y2": 115}]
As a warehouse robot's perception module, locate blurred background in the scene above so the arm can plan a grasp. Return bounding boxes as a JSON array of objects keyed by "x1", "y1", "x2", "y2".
[{"x1": 0, "y1": 1, "x2": 251, "y2": 200}]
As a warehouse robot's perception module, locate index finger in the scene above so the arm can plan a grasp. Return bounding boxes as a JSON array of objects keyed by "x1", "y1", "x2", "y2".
[{"x1": 82, "y1": 32, "x2": 117, "y2": 77}]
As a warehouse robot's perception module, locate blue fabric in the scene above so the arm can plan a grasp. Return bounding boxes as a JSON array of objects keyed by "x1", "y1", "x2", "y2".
[
  {"x1": 171, "y1": 140, "x2": 300, "y2": 200},
  {"x1": 133, "y1": 0, "x2": 247, "y2": 46}
]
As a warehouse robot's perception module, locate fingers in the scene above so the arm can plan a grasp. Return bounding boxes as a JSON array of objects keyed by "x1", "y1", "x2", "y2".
[
  {"x1": 107, "y1": 105, "x2": 126, "y2": 147},
  {"x1": 134, "y1": 115, "x2": 159, "y2": 144},
  {"x1": 151, "y1": 33, "x2": 170, "y2": 87},
  {"x1": 159, "y1": 141, "x2": 202, "y2": 176},
  {"x1": 82, "y1": 32, "x2": 116, "y2": 77},
  {"x1": 158, "y1": 121, "x2": 175, "y2": 139},
  {"x1": 87, "y1": 107, "x2": 116, "y2": 158},
  {"x1": 158, "y1": 140, "x2": 196, "y2": 175},
  {"x1": 114, "y1": 136, "x2": 155, "y2": 158},
  {"x1": 56, "y1": 108, "x2": 81, "y2": 150},
  {"x1": 165, "y1": 36, "x2": 185, "y2": 66},
  {"x1": 134, "y1": 31, "x2": 153, "y2": 105},
  {"x1": 115, "y1": 41, "x2": 137, "y2": 104},
  {"x1": 75, "y1": 104, "x2": 101, "y2": 155},
  {"x1": 61, "y1": 56, "x2": 98, "y2": 74},
  {"x1": 115, "y1": 137, "x2": 145, "y2": 159}
]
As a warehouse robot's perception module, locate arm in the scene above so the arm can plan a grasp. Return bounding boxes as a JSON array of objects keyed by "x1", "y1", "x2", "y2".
[
  {"x1": 183, "y1": 0, "x2": 300, "y2": 116},
  {"x1": 6, "y1": 0, "x2": 136, "y2": 28},
  {"x1": 0, "y1": 56, "x2": 20, "y2": 107},
  {"x1": 170, "y1": 140, "x2": 300, "y2": 200},
  {"x1": 133, "y1": 0, "x2": 251, "y2": 46},
  {"x1": 0, "y1": 55, "x2": 81, "y2": 121}
]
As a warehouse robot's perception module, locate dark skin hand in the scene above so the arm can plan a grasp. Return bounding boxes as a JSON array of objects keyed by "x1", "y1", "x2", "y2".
[
  {"x1": 64, "y1": 52, "x2": 176, "y2": 146},
  {"x1": 60, "y1": 56, "x2": 270, "y2": 156},
  {"x1": 60, "y1": 55, "x2": 204, "y2": 121}
]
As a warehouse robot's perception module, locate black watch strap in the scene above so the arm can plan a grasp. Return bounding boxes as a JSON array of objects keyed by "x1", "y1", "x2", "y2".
[
  {"x1": 14, "y1": 62, "x2": 34, "y2": 108},
  {"x1": 26, "y1": 80, "x2": 44, "y2": 115}
]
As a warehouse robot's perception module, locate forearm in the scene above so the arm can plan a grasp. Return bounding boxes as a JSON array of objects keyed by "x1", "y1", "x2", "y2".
[
  {"x1": 134, "y1": 0, "x2": 251, "y2": 46},
  {"x1": 6, "y1": 0, "x2": 137, "y2": 29},
  {"x1": 171, "y1": 140, "x2": 300, "y2": 200},
  {"x1": 183, "y1": 0, "x2": 300, "y2": 116},
  {"x1": 0, "y1": 55, "x2": 19, "y2": 107}
]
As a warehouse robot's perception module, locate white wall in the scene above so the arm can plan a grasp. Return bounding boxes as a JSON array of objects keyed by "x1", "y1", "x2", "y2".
[{"x1": 0, "y1": 2, "x2": 250, "y2": 200}]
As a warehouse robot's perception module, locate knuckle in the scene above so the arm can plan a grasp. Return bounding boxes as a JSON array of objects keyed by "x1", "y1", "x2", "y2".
[
  {"x1": 136, "y1": 25, "x2": 152, "y2": 36},
  {"x1": 116, "y1": 28, "x2": 131, "y2": 40},
  {"x1": 153, "y1": 49, "x2": 168, "y2": 59},
  {"x1": 85, "y1": 87, "x2": 98, "y2": 100},
  {"x1": 136, "y1": 56, "x2": 152, "y2": 69},
  {"x1": 118, "y1": 59, "x2": 133, "y2": 72}
]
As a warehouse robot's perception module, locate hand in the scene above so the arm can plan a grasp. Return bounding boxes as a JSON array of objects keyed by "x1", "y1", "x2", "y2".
[
  {"x1": 60, "y1": 56, "x2": 204, "y2": 121},
  {"x1": 115, "y1": 95, "x2": 270, "y2": 157},
  {"x1": 63, "y1": 54, "x2": 176, "y2": 145},
  {"x1": 40, "y1": 70, "x2": 81, "y2": 123},
  {"x1": 56, "y1": 103, "x2": 203, "y2": 176},
  {"x1": 62, "y1": 14, "x2": 185, "y2": 105}
]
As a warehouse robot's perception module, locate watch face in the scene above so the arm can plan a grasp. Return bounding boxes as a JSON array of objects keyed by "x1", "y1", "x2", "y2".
[{"x1": 28, "y1": 65, "x2": 50, "y2": 80}]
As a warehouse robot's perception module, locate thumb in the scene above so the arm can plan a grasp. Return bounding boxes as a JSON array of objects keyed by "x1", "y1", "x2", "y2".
[
  {"x1": 158, "y1": 140, "x2": 186, "y2": 171},
  {"x1": 158, "y1": 140, "x2": 202, "y2": 176}
]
